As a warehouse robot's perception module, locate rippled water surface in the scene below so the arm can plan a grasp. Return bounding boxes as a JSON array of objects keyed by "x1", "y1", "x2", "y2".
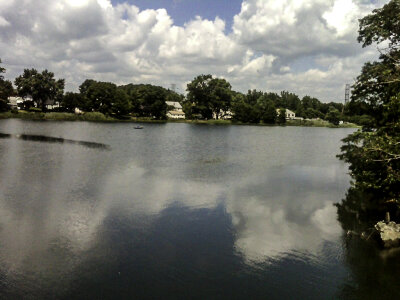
[{"x1": 0, "y1": 119, "x2": 398, "y2": 299}]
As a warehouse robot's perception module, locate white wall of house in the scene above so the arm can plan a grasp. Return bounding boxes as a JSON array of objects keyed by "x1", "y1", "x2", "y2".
[
  {"x1": 213, "y1": 110, "x2": 232, "y2": 120},
  {"x1": 285, "y1": 109, "x2": 296, "y2": 119},
  {"x1": 167, "y1": 111, "x2": 185, "y2": 119}
]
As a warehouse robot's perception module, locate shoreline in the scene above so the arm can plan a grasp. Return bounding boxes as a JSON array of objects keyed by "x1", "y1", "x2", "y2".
[{"x1": 0, "y1": 111, "x2": 360, "y2": 128}]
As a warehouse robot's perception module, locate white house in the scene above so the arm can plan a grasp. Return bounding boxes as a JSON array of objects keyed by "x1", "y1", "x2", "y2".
[
  {"x1": 7, "y1": 96, "x2": 24, "y2": 109},
  {"x1": 277, "y1": 108, "x2": 296, "y2": 120},
  {"x1": 213, "y1": 110, "x2": 233, "y2": 120},
  {"x1": 166, "y1": 101, "x2": 183, "y2": 111},
  {"x1": 44, "y1": 99, "x2": 60, "y2": 110},
  {"x1": 166, "y1": 101, "x2": 185, "y2": 119},
  {"x1": 285, "y1": 109, "x2": 296, "y2": 119},
  {"x1": 167, "y1": 110, "x2": 186, "y2": 119}
]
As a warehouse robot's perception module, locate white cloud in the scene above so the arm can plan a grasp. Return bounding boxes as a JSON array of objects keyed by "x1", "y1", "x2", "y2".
[{"x1": 0, "y1": 0, "x2": 389, "y2": 101}]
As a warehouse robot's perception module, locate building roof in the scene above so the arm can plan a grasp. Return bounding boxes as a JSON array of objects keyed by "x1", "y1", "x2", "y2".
[
  {"x1": 285, "y1": 109, "x2": 295, "y2": 115},
  {"x1": 166, "y1": 101, "x2": 182, "y2": 109}
]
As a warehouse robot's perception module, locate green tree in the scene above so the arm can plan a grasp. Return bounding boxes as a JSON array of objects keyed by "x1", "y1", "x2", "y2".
[
  {"x1": 181, "y1": 100, "x2": 194, "y2": 119},
  {"x1": 258, "y1": 95, "x2": 276, "y2": 124},
  {"x1": 117, "y1": 83, "x2": 141, "y2": 114},
  {"x1": 277, "y1": 108, "x2": 286, "y2": 124},
  {"x1": 14, "y1": 69, "x2": 65, "y2": 111},
  {"x1": 325, "y1": 106, "x2": 341, "y2": 125},
  {"x1": 113, "y1": 89, "x2": 131, "y2": 116},
  {"x1": 186, "y1": 75, "x2": 232, "y2": 119},
  {"x1": 84, "y1": 81, "x2": 117, "y2": 114},
  {"x1": 0, "y1": 59, "x2": 5, "y2": 77},
  {"x1": 62, "y1": 92, "x2": 85, "y2": 112},
  {"x1": 136, "y1": 84, "x2": 168, "y2": 119},
  {"x1": 118, "y1": 84, "x2": 170, "y2": 119},
  {"x1": 338, "y1": 0, "x2": 400, "y2": 220},
  {"x1": 0, "y1": 59, "x2": 13, "y2": 103},
  {"x1": 231, "y1": 91, "x2": 261, "y2": 123},
  {"x1": 280, "y1": 91, "x2": 301, "y2": 111}
]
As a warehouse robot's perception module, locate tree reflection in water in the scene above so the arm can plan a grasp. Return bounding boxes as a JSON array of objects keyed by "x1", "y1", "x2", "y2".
[{"x1": 336, "y1": 188, "x2": 400, "y2": 299}]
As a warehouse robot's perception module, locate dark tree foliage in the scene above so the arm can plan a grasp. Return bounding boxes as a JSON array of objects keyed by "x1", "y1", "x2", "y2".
[
  {"x1": 0, "y1": 59, "x2": 5, "y2": 77},
  {"x1": 84, "y1": 81, "x2": 117, "y2": 114},
  {"x1": 186, "y1": 74, "x2": 232, "y2": 119},
  {"x1": 277, "y1": 108, "x2": 286, "y2": 125},
  {"x1": 77, "y1": 82, "x2": 172, "y2": 118},
  {"x1": 62, "y1": 92, "x2": 85, "y2": 112},
  {"x1": 113, "y1": 89, "x2": 131, "y2": 117},
  {"x1": 257, "y1": 95, "x2": 277, "y2": 124},
  {"x1": 231, "y1": 88, "x2": 340, "y2": 124},
  {"x1": 231, "y1": 91, "x2": 261, "y2": 123},
  {"x1": 133, "y1": 84, "x2": 168, "y2": 119},
  {"x1": 117, "y1": 83, "x2": 142, "y2": 113},
  {"x1": 325, "y1": 106, "x2": 341, "y2": 125},
  {"x1": 280, "y1": 91, "x2": 301, "y2": 112},
  {"x1": 338, "y1": 0, "x2": 400, "y2": 223},
  {"x1": 0, "y1": 59, "x2": 13, "y2": 104},
  {"x1": 14, "y1": 68, "x2": 65, "y2": 111}
]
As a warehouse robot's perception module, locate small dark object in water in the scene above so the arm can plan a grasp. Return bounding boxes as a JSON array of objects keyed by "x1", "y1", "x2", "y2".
[{"x1": 134, "y1": 125, "x2": 143, "y2": 129}]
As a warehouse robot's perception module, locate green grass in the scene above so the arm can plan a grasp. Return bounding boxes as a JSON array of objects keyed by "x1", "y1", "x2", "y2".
[
  {"x1": 0, "y1": 111, "x2": 115, "y2": 122},
  {"x1": 286, "y1": 119, "x2": 359, "y2": 128}
]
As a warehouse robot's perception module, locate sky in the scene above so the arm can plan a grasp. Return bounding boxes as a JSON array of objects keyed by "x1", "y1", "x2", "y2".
[{"x1": 0, "y1": 0, "x2": 390, "y2": 102}]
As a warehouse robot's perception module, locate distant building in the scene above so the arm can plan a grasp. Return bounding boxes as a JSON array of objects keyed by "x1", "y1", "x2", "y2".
[
  {"x1": 166, "y1": 101, "x2": 183, "y2": 111},
  {"x1": 7, "y1": 96, "x2": 24, "y2": 109},
  {"x1": 277, "y1": 108, "x2": 296, "y2": 120},
  {"x1": 166, "y1": 101, "x2": 185, "y2": 119},
  {"x1": 44, "y1": 99, "x2": 60, "y2": 110},
  {"x1": 285, "y1": 109, "x2": 296, "y2": 119},
  {"x1": 213, "y1": 110, "x2": 233, "y2": 120},
  {"x1": 167, "y1": 110, "x2": 186, "y2": 119}
]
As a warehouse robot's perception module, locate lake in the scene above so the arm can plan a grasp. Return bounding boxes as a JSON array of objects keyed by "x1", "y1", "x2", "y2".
[{"x1": 0, "y1": 119, "x2": 399, "y2": 299}]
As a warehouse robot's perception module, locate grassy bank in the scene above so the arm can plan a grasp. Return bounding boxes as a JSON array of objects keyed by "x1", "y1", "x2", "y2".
[
  {"x1": 0, "y1": 111, "x2": 116, "y2": 122},
  {"x1": 286, "y1": 118, "x2": 360, "y2": 128},
  {"x1": 0, "y1": 111, "x2": 359, "y2": 128}
]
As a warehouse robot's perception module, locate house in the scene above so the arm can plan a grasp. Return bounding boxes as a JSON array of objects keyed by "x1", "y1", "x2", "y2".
[
  {"x1": 7, "y1": 96, "x2": 24, "y2": 109},
  {"x1": 166, "y1": 101, "x2": 183, "y2": 111},
  {"x1": 167, "y1": 110, "x2": 186, "y2": 119},
  {"x1": 277, "y1": 108, "x2": 296, "y2": 120},
  {"x1": 213, "y1": 110, "x2": 233, "y2": 120},
  {"x1": 166, "y1": 101, "x2": 185, "y2": 119},
  {"x1": 44, "y1": 99, "x2": 60, "y2": 110},
  {"x1": 285, "y1": 109, "x2": 296, "y2": 119}
]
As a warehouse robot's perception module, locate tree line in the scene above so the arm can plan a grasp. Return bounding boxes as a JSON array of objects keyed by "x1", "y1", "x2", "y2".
[{"x1": 1, "y1": 59, "x2": 369, "y2": 125}]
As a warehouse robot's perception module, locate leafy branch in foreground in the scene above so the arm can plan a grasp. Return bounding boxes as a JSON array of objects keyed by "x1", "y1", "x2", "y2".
[{"x1": 338, "y1": 0, "x2": 400, "y2": 220}]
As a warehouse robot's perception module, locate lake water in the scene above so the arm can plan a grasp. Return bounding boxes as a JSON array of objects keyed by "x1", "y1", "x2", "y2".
[{"x1": 0, "y1": 119, "x2": 399, "y2": 299}]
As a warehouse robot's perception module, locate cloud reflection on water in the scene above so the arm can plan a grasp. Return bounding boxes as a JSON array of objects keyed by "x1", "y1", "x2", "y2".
[
  {"x1": 0, "y1": 122, "x2": 352, "y2": 298},
  {"x1": 0, "y1": 157, "x2": 346, "y2": 270}
]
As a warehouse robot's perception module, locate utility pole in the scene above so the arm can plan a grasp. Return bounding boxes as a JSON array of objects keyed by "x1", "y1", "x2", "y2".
[
  {"x1": 343, "y1": 84, "x2": 350, "y2": 113},
  {"x1": 345, "y1": 84, "x2": 350, "y2": 105}
]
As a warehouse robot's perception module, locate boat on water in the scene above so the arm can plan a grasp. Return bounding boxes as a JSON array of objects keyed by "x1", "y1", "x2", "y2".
[{"x1": 134, "y1": 125, "x2": 143, "y2": 129}]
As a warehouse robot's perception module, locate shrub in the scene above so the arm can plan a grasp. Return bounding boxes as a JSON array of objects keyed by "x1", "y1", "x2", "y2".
[
  {"x1": 83, "y1": 112, "x2": 109, "y2": 121},
  {"x1": 28, "y1": 107, "x2": 42, "y2": 112}
]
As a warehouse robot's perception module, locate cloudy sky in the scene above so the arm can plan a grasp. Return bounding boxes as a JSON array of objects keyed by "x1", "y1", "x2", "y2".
[{"x1": 0, "y1": 0, "x2": 389, "y2": 102}]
